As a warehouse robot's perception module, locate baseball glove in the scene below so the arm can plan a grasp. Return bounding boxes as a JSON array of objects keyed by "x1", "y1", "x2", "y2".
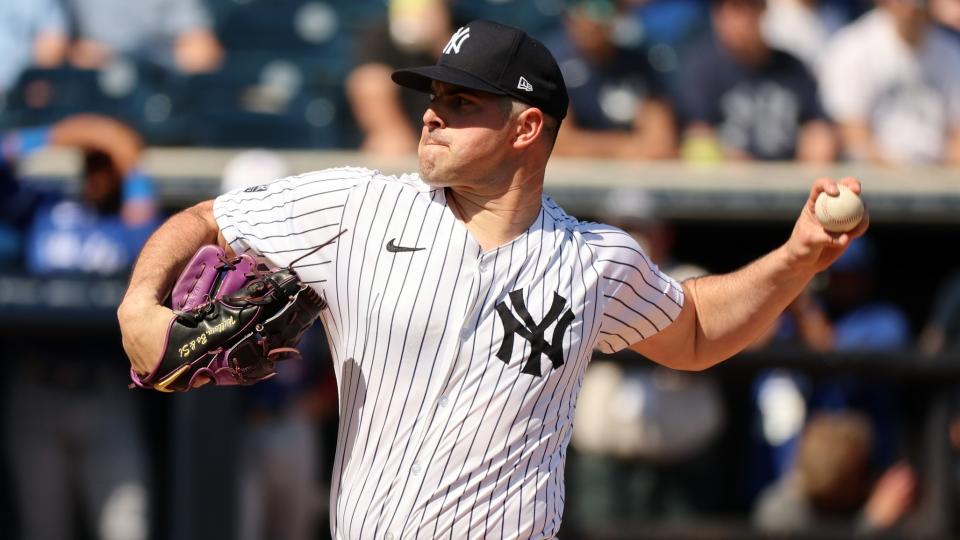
[{"x1": 129, "y1": 244, "x2": 327, "y2": 392}]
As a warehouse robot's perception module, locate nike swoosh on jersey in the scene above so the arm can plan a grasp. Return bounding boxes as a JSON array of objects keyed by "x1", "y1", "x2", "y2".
[{"x1": 386, "y1": 238, "x2": 425, "y2": 252}]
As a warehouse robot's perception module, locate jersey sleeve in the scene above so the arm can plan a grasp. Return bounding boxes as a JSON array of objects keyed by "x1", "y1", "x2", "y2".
[
  {"x1": 590, "y1": 227, "x2": 685, "y2": 353},
  {"x1": 212, "y1": 167, "x2": 372, "y2": 268}
]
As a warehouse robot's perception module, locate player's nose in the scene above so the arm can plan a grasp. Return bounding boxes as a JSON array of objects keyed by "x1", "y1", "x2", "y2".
[{"x1": 423, "y1": 105, "x2": 445, "y2": 131}]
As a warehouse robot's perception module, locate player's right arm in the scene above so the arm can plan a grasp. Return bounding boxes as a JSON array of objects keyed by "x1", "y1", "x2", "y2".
[
  {"x1": 119, "y1": 167, "x2": 374, "y2": 375},
  {"x1": 117, "y1": 199, "x2": 228, "y2": 375}
]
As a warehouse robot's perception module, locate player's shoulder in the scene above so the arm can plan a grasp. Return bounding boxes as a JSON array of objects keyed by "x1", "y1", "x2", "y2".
[
  {"x1": 575, "y1": 221, "x2": 633, "y2": 238},
  {"x1": 546, "y1": 204, "x2": 647, "y2": 259},
  {"x1": 573, "y1": 220, "x2": 647, "y2": 258},
  {"x1": 281, "y1": 166, "x2": 382, "y2": 187},
  {"x1": 272, "y1": 166, "x2": 434, "y2": 194}
]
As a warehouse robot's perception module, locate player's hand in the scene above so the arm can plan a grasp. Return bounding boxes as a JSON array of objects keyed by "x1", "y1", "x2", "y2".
[
  {"x1": 118, "y1": 296, "x2": 176, "y2": 376},
  {"x1": 783, "y1": 177, "x2": 870, "y2": 274}
]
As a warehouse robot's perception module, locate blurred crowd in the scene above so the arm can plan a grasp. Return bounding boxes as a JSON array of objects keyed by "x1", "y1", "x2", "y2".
[
  {"x1": 2, "y1": 0, "x2": 960, "y2": 539},
  {"x1": 1, "y1": 0, "x2": 959, "y2": 165}
]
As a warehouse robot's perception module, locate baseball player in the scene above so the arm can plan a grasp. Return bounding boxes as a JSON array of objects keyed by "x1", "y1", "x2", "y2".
[{"x1": 118, "y1": 20, "x2": 869, "y2": 539}]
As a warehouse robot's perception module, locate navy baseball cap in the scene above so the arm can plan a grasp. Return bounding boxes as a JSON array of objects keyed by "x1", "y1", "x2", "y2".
[{"x1": 391, "y1": 20, "x2": 569, "y2": 121}]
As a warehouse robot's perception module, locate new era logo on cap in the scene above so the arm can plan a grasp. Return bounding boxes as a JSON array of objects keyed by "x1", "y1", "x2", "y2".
[{"x1": 391, "y1": 20, "x2": 569, "y2": 120}]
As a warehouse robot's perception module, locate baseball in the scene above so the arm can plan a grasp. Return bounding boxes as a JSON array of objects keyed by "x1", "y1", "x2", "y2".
[{"x1": 815, "y1": 184, "x2": 864, "y2": 233}]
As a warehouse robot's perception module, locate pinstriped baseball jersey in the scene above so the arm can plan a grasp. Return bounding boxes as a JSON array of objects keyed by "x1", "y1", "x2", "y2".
[{"x1": 213, "y1": 167, "x2": 684, "y2": 540}]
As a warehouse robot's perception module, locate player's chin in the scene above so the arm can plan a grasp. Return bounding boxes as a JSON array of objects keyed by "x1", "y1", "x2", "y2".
[{"x1": 417, "y1": 156, "x2": 448, "y2": 187}]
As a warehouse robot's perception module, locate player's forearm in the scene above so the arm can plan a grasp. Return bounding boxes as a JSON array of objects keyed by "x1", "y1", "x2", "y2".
[
  {"x1": 121, "y1": 200, "x2": 219, "y2": 306},
  {"x1": 686, "y1": 245, "x2": 816, "y2": 368}
]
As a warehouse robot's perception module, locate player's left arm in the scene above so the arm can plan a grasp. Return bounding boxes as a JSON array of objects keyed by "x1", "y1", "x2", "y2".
[{"x1": 631, "y1": 177, "x2": 869, "y2": 371}]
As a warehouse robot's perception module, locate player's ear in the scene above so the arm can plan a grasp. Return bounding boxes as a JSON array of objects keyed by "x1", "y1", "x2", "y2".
[{"x1": 512, "y1": 107, "x2": 544, "y2": 150}]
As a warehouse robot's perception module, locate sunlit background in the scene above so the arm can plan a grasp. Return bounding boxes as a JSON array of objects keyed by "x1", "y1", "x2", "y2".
[{"x1": 2, "y1": 0, "x2": 960, "y2": 538}]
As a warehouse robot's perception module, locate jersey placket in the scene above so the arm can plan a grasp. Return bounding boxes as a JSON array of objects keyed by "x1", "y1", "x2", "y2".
[
  {"x1": 381, "y1": 248, "x2": 496, "y2": 539},
  {"x1": 383, "y1": 250, "x2": 497, "y2": 538}
]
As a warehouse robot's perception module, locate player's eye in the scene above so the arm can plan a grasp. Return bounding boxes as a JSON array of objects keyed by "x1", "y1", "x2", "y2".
[{"x1": 452, "y1": 95, "x2": 475, "y2": 108}]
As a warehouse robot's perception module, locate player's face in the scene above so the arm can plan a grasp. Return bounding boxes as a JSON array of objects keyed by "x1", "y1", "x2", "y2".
[{"x1": 418, "y1": 82, "x2": 516, "y2": 188}]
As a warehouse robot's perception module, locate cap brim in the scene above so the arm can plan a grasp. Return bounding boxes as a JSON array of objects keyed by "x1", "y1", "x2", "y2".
[{"x1": 391, "y1": 65, "x2": 507, "y2": 96}]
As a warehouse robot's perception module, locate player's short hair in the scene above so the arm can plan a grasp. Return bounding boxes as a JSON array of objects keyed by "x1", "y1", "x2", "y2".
[{"x1": 498, "y1": 97, "x2": 560, "y2": 154}]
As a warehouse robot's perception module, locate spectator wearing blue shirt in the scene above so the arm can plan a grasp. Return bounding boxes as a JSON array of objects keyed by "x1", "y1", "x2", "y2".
[
  {"x1": 1, "y1": 114, "x2": 159, "y2": 540},
  {"x1": 749, "y1": 236, "x2": 911, "y2": 503},
  {"x1": 678, "y1": 0, "x2": 838, "y2": 163},
  {"x1": 547, "y1": 0, "x2": 678, "y2": 159}
]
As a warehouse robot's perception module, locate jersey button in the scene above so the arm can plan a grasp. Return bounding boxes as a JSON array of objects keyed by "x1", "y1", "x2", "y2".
[
  {"x1": 478, "y1": 261, "x2": 488, "y2": 272},
  {"x1": 438, "y1": 396, "x2": 449, "y2": 408},
  {"x1": 460, "y1": 328, "x2": 470, "y2": 340},
  {"x1": 384, "y1": 533, "x2": 395, "y2": 540},
  {"x1": 411, "y1": 463, "x2": 422, "y2": 476}
]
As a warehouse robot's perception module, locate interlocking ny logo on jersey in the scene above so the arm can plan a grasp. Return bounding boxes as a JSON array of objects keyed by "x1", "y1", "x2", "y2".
[
  {"x1": 495, "y1": 289, "x2": 575, "y2": 377},
  {"x1": 443, "y1": 26, "x2": 471, "y2": 55}
]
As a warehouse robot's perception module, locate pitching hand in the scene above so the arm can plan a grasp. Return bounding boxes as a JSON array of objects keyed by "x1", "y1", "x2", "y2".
[{"x1": 783, "y1": 177, "x2": 870, "y2": 274}]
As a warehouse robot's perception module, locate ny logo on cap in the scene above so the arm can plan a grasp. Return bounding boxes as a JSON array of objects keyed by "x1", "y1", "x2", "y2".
[
  {"x1": 443, "y1": 26, "x2": 471, "y2": 55},
  {"x1": 517, "y1": 76, "x2": 534, "y2": 92}
]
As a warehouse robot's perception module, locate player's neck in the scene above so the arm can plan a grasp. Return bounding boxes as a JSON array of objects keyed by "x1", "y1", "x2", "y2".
[{"x1": 446, "y1": 171, "x2": 544, "y2": 252}]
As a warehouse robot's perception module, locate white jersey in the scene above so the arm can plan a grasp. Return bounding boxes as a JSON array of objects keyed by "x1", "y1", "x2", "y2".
[{"x1": 213, "y1": 167, "x2": 684, "y2": 539}]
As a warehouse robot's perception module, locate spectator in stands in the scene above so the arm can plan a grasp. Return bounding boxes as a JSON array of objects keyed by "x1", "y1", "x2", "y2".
[
  {"x1": 756, "y1": 236, "x2": 910, "y2": 353},
  {"x1": 761, "y1": 0, "x2": 849, "y2": 69},
  {"x1": 0, "y1": 114, "x2": 158, "y2": 540},
  {"x1": 677, "y1": 0, "x2": 838, "y2": 163},
  {"x1": 749, "y1": 237, "x2": 911, "y2": 500},
  {"x1": 623, "y1": 0, "x2": 711, "y2": 85},
  {"x1": 918, "y1": 270, "x2": 960, "y2": 355},
  {"x1": 818, "y1": 0, "x2": 960, "y2": 166},
  {"x1": 345, "y1": 0, "x2": 453, "y2": 156},
  {"x1": 932, "y1": 0, "x2": 960, "y2": 35},
  {"x1": 544, "y1": 0, "x2": 677, "y2": 159},
  {"x1": 220, "y1": 150, "x2": 339, "y2": 540},
  {"x1": 0, "y1": 0, "x2": 69, "y2": 92},
  {"x1": 0, "y1": 159, "x2": 44, "y2": 266},
  {"x1": 65, "y1": 0, "x2": 223, "y2": 74},
  {"x1": 753, "y1": 411, "x2": 918, "y2": 533}
]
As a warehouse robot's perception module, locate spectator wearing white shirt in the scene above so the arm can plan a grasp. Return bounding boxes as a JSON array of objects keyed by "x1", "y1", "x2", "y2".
[
  {"x1": 819, "y1": 0, "x2": 960, "y2": 166},
  {"x1": 66, "y1": 0, "x2": 223, "y2": 73},
  {"x1": 761, "y1": 0, "x2": 849, "y2": 69}
]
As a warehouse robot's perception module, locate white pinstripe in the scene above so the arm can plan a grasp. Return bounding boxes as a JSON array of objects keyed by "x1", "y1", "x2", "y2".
[{"x1": 213, "y1": 168, "x2": 684, "y2": 539}]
